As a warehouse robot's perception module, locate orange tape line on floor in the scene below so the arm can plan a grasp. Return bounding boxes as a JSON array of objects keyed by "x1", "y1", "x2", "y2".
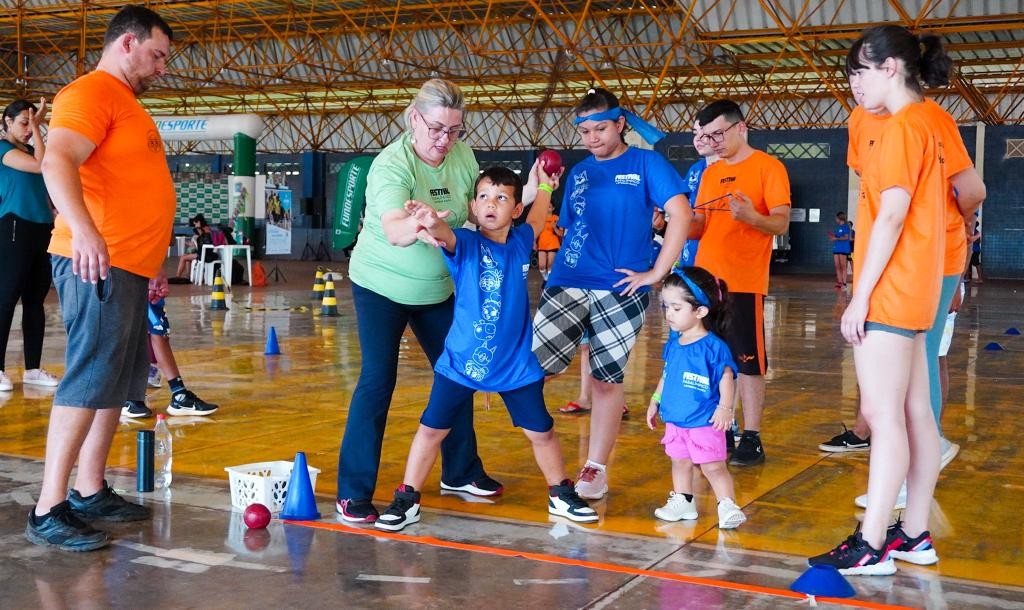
[{"x1": 286, "y1": 519, "x2": 915, "y2": 610}]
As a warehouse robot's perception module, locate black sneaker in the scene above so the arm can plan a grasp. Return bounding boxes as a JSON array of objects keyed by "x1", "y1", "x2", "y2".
[
  {"x1": 730, "y1": 431, "x2": 765, "y2": 466},
  {"x1": 25, "y1": 501, "x2": 111, "y2": 552},
  {"x1": 335, "y1": 498, "x2": 379, "y2": 523},
  {"x1": 884, "y1": 521, "x2": 938, "y2": 565},
  {"x1": 548, "y1": 480, "x2": 599, "y2": 523},
  {"x1": 121, "y1": 400, "x2": 153, "y2": 419},
  {"x1": 440, "y1": 475, "x2": 504, "y2": 497},
  {"x1": 818, "y1": 425, "x2": 870, "y2": 452},
  {"x1": 808, "y1": 531, "x2": 896, "y2": 576},
  {"x1": 725, "y1": 426, "x2": 736, "y2": 456},
  {"x1": 67, "y1": 480, "x2": 151, "y2": 522},
  {"x1": 374, "y1": 485, "x2": 421, "y2": 532},
  {"x1": 166, "y1": 390, "x2": 218, "y2": 416}
]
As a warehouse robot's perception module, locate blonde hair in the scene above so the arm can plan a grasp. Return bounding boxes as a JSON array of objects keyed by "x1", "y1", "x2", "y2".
[{"x1": 403, "y1": 78, "x2": 466, "y2": 131}]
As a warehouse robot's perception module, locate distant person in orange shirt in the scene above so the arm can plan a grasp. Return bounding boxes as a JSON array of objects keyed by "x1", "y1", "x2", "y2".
[
  {"x1": 26, "y1": 6, "x2": 175, "y2": 552},
  {"x1": 809, "y1": 25, "x2": 958, "y2": 577},
  {"x1": 534, "y1": 200, "x2": 562, "y2": 281},
  {"x1": 690, "y1": 99, "x2": 791, "y2": 467}
]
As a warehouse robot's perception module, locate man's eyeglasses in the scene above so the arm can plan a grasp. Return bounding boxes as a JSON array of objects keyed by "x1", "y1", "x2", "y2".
[
  {"x1": 696, "y1": 121, "x2": 739, "y2": 144},
  {"x1": 425, "y1": 122, "x2": 467, "y2": 141}
]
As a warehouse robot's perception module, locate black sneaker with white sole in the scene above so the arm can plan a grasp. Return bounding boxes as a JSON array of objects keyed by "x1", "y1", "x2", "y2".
[
  {"x1": 818, "y1": 425, "x2": 870, "y2": 453},
  {"x1": 440, "y1": 475, "x2": 504, "y2": 497},
  {"x1": 336, "y1": 499, "x2": 379, "y2": 523},
  {"x1": 374, "y1": 485, "x2": 421, "y2": 532},
  {"x1": 25, "y1": 501, "x2": 111, "y2": 552},
  {"x1": 122, "y1": 400, "x2": 153, "y2": 419},
  {"x1": 548, "y1": 480, "x2": 599, "y2": 523},
  {"x1": 730, "y1": 431, "x2": 766, "y2": 466},
  {"x1": 67, "y1": 480, "x2": 151, "y2": 522},
  {"x1": 808, "y1": 531, "x2": 896, "y2": 576},
  {"x1": 167, "y1": 390, "x2": 218, "y2": 416}
]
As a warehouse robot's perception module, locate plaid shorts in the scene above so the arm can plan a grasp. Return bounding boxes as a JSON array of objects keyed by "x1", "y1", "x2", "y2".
[{"x1": 532, "y1": 286, "x2": 649, "y2": 384}]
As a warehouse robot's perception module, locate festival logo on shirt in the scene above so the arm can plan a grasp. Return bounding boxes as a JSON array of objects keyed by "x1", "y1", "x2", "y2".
[
  {"x1": 614, "y1": 173, "x2": 641, "y2": 187},
  {"x1": 682, "y1": 371, "x2": 710, "y2": 393},
  {"x1": 466, "y1": 243, "x2": 503, "y2": 382},
  {"x1": 430, "y1": 187, "x2": 453, "y2": 207},
  {"x1": 564, "y1": 171, "x2": 591, "y2": 269}
]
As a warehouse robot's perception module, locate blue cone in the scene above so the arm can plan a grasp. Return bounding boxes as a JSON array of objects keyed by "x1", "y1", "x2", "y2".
[
  {"x1": 1006, "y1": 327, "x2": 1021, "y2": 336},
  {"x1": 264, "y1": 326, "x2": 281, "y2": 355},
  {"x1": 790, "y1": 564, "x2": 855, "y2": 598},
  {"x1": 280, "y1": 452, "x2": 321, "y2": 521},
  {"x1": 984, "y1": 342, "x2": 1004, "y2": 351}
]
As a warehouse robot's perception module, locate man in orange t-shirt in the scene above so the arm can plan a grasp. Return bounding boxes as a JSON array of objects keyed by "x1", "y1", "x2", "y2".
[
  {"x1": 691, "y1": 100, "x2": 791, "y2": 466},
  {"x1": 27, "y1": 6, "x2": 175, "y2": 552}
]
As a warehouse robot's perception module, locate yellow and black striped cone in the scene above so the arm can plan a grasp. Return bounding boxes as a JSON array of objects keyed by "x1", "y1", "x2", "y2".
[
  {"x1": 311, "y1": 268, "x2": 325, "y2": 300},
  {"x1": 320, "y1": 279, "x2": 339, "y2": 317},
  {"x1": 209, "y1": 269, "x2": 229, "y2": 310}
]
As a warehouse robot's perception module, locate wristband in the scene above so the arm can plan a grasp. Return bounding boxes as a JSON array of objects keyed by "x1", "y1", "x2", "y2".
[
  {"x1": 537, "y1": 183, "x2": 554, "y2": 194},
  {"x1": 651, "y1": 392, "x2": 662, "y2": 403}
]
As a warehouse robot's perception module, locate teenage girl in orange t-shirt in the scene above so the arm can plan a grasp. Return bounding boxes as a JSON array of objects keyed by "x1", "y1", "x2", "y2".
[{"x1": 809, "y1": 25, "x2": 957, "y2": 577}]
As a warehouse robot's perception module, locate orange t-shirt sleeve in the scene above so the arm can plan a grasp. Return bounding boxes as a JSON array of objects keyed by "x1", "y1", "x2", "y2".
[
  {"x1": 847, "y1": 107, "x2": 863, "y2": 173},
  {"x1": 762, "y1": 156, "x2": 791, "y2": 210},
  {"x1": 874, "y1": 120, "x2": 925, "y2": 198},
  {"x1": 49, "y1": 78, "x2": 112, "y2": 146}
]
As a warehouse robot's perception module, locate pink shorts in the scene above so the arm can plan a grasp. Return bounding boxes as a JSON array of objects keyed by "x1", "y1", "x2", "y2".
[{"x1": 660, "y1": 423, "x2": 727, "y2": 464}]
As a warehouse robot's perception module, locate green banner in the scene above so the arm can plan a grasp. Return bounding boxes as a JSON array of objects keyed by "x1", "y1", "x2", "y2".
[{"x1": 332, "y1": 156, "x2": 373, "y2": 250}]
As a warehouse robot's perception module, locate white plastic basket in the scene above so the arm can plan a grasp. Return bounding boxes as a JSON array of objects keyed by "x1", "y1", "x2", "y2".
[{"x1": 225, "y1": 460, "x2": 321, "y2": 513}]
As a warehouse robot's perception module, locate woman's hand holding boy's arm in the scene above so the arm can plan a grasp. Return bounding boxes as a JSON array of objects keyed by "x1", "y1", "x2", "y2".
[{"x1": 404, "y1": 200, "x2": 457, "y2": 252}]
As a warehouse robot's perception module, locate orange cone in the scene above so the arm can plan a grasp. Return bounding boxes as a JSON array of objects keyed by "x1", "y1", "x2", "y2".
[
  {"x1": 320, "y1": 279, "x2": 339, "y2": 317},
  {"x1": 209, "y1": 269, "x2": 228, "y2": 310}
]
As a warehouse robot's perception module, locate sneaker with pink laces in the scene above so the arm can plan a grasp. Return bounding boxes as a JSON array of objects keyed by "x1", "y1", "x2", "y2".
[
  {"x1": 574, "y1": 465, "x2": 608, "y2": 500},
  {"x1": 23, "y1": 369, "x2": 59, "y2": 388}
]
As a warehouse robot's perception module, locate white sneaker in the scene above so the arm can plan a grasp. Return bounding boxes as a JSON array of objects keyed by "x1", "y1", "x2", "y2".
[
  {"x1": 23, "y1": 368, "x2": 59, "y2": 388},
  {"x1": 574, "y1": 465, "x2": 608, "y2": 500},
  {"x1": 855, "y1": 482, "x2": 908, "y2": 509},
  {"x1": 717, "y1": 498, "x2": 746, "y2": 529},
  {"x1": 0, "y1": 370, "x2": 12, "y2": 392},
  {"x1": 147, "y1": 365, "x2": 162, "y2": 389},
  {"x1": 654, "y1": 491, "x2": 697, "y2": 521},
  {"x1": 939, "y1": 437, "x2": 960, "y2": 471}
]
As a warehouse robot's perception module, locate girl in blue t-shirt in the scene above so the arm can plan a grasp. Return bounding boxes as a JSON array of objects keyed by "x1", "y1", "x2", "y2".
[
  {"x1": 646, "y1": 266, "x2": 746, "y2": 529},
  {"x1": 829, "y1": 211, "x2": 852, "y2": 288}
]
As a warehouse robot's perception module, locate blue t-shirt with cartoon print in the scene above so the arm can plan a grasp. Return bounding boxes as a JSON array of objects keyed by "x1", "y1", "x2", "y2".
[
  {"x1": 679, "y1": 157, "x2": 708, "y2": 266},
  {"x1": 659, "y1": 332, "x2": 737, "y2": 428},
  {"x1": 547, "y1": 147, "x2": 686, "y2": 292},
  {"x1": 435, "y1": 225, "x2": 545, "y2": 392},
  {"x1": 832, "y1": 222, "x2": 852, "y2": 254}
]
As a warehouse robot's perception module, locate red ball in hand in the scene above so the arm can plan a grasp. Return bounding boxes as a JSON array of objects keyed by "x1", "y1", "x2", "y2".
[
  {"x1": 243, "y1": 503, "x2": 272, "y2": 529},
  {"x1": 538, "y1": 150, "x2": 563, "y2": 176}
]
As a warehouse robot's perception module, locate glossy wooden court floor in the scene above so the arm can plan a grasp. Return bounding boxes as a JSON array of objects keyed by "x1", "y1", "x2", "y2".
[{"x1": 1, "y1": 261, "x2": 1022, "y2": 609}]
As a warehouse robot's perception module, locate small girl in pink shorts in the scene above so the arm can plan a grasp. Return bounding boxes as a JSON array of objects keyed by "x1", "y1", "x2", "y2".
[{"x1": 646, "y1": 266, "x2": 746, "y2": 529}]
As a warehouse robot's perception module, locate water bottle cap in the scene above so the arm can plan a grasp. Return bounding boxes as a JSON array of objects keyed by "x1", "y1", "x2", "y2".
[{"x1": 156, "y1": 414, "x2": 166, "y2": 421}]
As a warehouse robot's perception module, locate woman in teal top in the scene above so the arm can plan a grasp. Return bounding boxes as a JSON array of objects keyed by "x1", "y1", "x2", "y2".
[
  {"x1": 336, "y1": 79, "x2": 502, "y2": 522},
  {"x1": 0, "y1": 98, "x2": 59, "y2": 392}
]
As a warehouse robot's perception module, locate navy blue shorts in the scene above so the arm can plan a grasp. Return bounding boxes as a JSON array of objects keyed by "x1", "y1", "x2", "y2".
[
  {"x1": 52, "y1": 256, "x2": 150, "y2": 409},
  {"x1": 421, "y1": 374, "x2": 553, "y2": 433}
]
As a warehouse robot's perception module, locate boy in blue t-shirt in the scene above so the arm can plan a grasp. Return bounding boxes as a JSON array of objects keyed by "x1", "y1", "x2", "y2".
[
  {"x1": 375, "y1": 165, "x2": 597, "y2": 532},
  {"x1": 646, "y1": 266, "x2": 746, "y2": 529}
]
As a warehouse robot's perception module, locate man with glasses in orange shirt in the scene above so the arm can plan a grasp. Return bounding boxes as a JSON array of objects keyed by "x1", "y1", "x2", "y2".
[{"x1": 690, "y1": 100, "x2": 792, "y2": 466}]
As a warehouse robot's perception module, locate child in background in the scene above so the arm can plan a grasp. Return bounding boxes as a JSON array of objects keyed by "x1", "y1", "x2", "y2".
[
  {"x1": 829, "y1": 211, "x2": 852, "y2": 287},
  {"x1": 535, "y1": 201, "x2": 562, "y2": 281},
  {"x1": 375, "y1": 165, "x2": 597, "y2": 532},
  {"x1": 647, "y1": 266, "x2": 745, "y2": 529}
]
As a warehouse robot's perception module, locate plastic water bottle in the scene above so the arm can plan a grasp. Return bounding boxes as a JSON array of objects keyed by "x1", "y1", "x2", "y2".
[{"x1": 154, "y1": 414, "x2": 173, "y2": 489}]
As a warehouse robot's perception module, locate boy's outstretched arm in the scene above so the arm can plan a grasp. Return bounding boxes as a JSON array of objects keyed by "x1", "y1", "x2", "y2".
[{"x1": 405, "y1": 200, "x2": 458, "y2": 253}]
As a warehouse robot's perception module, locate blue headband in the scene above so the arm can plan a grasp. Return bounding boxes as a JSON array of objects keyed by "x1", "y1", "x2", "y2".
[
  {"x1": 573, "y1": 107, "x2": 666, "y2": 145},
  {"x1": 673, "y1": 267, "x2": 710, "y2": 307}
]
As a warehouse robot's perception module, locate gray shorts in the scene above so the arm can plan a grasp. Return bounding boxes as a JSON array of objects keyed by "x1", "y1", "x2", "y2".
[{"x1": 52, "y1": 255, "x2": 150, "y2": 409}]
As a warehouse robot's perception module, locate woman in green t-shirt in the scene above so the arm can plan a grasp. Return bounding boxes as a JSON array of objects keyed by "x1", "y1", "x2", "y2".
[
  {"x1": 336, "y1": 79, "x2": 501, "y2": 522},
  {"x1": 0, "y1": 98, "x2": 60, "y2": 392}
]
